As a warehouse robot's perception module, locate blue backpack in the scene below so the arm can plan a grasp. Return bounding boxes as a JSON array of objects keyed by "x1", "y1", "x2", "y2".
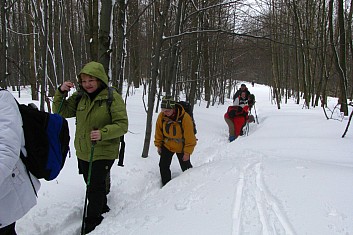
[{"x1": 18, "y1": 102, "x2": 70, "y2": 181}]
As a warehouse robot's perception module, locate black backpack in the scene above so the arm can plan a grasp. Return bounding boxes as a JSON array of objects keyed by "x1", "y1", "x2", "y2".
[
  {"x1": 18, "y1": 102, "x2": 70, "y2": 181},
  {"x1": 177, "y1": 101, "x2": 197, "y2": 135},
  {"x1": 248, "y1": 94, "x2": 255, "y2": 107}
]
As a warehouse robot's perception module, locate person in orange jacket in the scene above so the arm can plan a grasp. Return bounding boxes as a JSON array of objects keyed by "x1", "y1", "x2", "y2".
[{"x1": 154, "y1": 96, "x2": 197, "y2": 186}]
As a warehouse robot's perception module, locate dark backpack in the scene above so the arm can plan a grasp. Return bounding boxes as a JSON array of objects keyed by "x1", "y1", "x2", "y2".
[
  {"x1": 75, "y1": 87, "x2": 126, "y2": 167},
  {"x1": 18, "y1": 102, "x2": 70, "y2": 181},
  {"x1": 248, "y1": 94, "x2": 255, "y2": 107},
  {"x1": 177, "y1": 101, "x2": 197, "y2": 135}
]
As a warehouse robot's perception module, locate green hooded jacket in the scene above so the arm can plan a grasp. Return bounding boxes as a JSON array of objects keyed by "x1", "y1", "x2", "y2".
[{"x1": 53, "y1": 61, "x2": 128, "y2": 162}]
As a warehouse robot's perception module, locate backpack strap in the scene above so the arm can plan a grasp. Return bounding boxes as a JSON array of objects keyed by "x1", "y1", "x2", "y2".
[
  {"x1": 106, "y1": 87, "x2": 126, "y2": 167},
  {"x1": 20, "y1": 152, "x2": 38, "y2": 197},
  {"x1": 161, "y1": 105, "x2": 187, "y2": 153},
  {"x1": 178, "y1": 114, "x2": 186, "y2": 153},
  {"x1": 75, "y1": 87, "x2": 115, "y2": 112},
  {"x1": 10, "y1": 95, "x2": 39, "y2": 197},
  {"x1": 107, "y1": 87, "x2": 115, "y2": 110}
]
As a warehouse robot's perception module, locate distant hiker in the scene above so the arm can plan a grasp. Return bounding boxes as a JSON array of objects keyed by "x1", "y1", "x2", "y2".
[
  {"x1": 233, "y1": 83, "x2": 251, "y2": 102},
  {"x1": 225, "y1": 91, "x2": 252, "y2": 142},
  {"x1": 154, "y1": 96, "x2": 197, "y2": 186},
  {"x1": 0, "y1": 90, "x2": 40, "y2": 235},
  {"x1": 53, "y1": 61, "x2": 128, "y2": 234},
  {"x1": 251, "y1": 80, "x2": 255, "y2": 87},
  {"x1": 233, "y1": 90, "x2": 249, "y2": 107},
  {"x1": 233, "y1": 84, "x2": 255, "y2": 110}
]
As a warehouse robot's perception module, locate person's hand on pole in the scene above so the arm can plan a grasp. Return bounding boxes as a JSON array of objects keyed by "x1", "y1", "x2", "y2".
[
  {"x1": 60, "y1": 81, "x2": 75, "y2": 92},
  {"x1": 90, "y1": 129, "x2": 101, "y2": 144}
]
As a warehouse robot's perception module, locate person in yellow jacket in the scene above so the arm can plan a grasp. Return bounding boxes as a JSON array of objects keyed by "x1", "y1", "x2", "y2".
[{"x1": 154, "y1": 96, "x2": 197, "y2": 186}]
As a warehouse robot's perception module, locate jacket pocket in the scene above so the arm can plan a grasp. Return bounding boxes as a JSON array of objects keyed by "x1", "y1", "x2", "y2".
[{"x1": 11, "y1": 167, "x2": 25, "y2": 185}]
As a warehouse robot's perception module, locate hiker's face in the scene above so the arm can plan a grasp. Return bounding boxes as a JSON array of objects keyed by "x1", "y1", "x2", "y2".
[
  {"x1": 81, "y1": 74, "x2": 99, "y2": 93},
  {"x1": 162, "y1": 108, "x2": 174, "y2": 117},
  {"x1": 241, "y1": 92, "x2": 246, "y2": 98}
]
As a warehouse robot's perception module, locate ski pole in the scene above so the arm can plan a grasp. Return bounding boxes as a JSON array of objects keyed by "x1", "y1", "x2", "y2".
[
  {"x1": 56, "y1": 92, "x2": 68, "y2": 114},
  {"x1": 117, "y1": 135, "x2": 125, "y2": 167},
  {"x1": 81, "y1": 129, "x2": 97, "y2": 235},
  {"x1": 254, "y1": 103, "x2": 259, "y2": 124}
]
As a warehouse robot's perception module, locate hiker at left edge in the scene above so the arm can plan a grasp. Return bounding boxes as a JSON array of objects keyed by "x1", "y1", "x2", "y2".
[{"x1": 0, "y1": 90, "x2": 40, "y2": 235}]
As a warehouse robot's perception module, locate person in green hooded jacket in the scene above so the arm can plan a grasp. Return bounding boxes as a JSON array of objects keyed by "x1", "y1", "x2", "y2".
[{"x1": 53, "y1": 61, "x2": 128, "y2": 234}]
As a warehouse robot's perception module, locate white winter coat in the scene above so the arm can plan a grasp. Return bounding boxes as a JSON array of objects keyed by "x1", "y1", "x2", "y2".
[
  {"x1": 233, "y1": 97, "x2": 248, "y2": 107},
  {"x1": 0, "y1": 90, "x2": 40, "y2": 228}
]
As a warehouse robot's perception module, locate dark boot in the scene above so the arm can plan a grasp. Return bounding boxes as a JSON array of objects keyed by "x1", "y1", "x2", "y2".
[
  {"x1": 84, "y1": 215, "x2": 103, "y2": 234},
  {"x1": 0, "y1": 222, "x2": 16, "y2": 235},
  {"x1": 102, "y1": 204, "x2": 110, "y2": 214}
]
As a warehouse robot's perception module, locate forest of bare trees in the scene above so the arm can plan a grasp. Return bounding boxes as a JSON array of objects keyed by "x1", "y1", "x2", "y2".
[{"x1": 1, "y1": 0, "x2": 353, "y2": 150}]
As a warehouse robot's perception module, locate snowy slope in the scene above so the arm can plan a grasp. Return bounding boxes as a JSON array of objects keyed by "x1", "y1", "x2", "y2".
[{"x1": 12, "y1": 83, "x2": 353, "y2": 235}]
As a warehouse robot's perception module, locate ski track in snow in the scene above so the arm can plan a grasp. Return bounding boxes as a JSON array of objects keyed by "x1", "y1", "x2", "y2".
[
  {"x1": 196, "y1": 120, "x2": 296, "y2": 235},
  {"x1": 27, "y1": 110, "x2": 298, "y2": 235},
  {"x1": 230, "y1": 155, "x2": 296, "y2": 235}
]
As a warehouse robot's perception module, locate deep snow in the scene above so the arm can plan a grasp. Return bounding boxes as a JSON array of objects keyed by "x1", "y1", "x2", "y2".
[{"x1": 9, "y1": 82, "x2": 353, "y2": 235}]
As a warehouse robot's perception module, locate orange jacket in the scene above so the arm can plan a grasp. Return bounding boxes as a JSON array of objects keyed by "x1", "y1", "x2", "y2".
[{"x1": 154, "y1": 104, "x2": 197, "y2": 154}]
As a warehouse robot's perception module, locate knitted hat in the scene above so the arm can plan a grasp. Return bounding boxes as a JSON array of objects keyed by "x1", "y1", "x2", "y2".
[{"x1": 161, "y1": 96, "x2": 176, "y2": 109}]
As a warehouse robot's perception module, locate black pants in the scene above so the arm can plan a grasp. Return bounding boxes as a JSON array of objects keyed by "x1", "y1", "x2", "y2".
[
  {"x1": 159, "y1": 146, "x2": 193, "y2": 186},
  {"x1": 0, "y1": 223, "x2": 16, "y2": 235},
  {"x1": 78, "y1": 159, "x2": 114, "y2": 220}
]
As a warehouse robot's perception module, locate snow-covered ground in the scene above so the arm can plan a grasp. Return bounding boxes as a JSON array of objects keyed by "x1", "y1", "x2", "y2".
[{"x1": 12, "y1": 82, "x2": 353, "y2": 235}]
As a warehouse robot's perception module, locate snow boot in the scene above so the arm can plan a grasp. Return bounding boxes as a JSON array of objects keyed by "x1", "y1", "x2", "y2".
[
  {"x1": 102, "y1": 204, "x2": 110, "y2": 214},
  {"x1": 228, "y1": 135, "x2": 236, "y2": 142},
  {"x1": 84, "y1": 215, "x2": 103, "y2": 234}
]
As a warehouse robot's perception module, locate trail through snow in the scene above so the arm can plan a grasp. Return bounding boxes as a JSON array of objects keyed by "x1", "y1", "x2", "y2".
[{"x1": 13, "y1": 83, "x2": 353, "y2": 235}]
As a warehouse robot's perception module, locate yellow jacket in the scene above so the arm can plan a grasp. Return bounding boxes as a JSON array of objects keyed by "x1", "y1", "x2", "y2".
[{"x1": 154, "y1": 104, "x2": 197, "y2": 154}]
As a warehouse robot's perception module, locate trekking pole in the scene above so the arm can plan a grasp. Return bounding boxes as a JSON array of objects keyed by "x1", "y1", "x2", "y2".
[
  {"x1": 246, "y1": 122, "x2": 250, "y2": 136},
  {"x1": 254, "y1": 103, "x2": 259, "y2": 124},
  {"x1": 81, "y1": 129, "x2": 97, "y2": 235},
  {"x1": 117, "y1": 135, "x2": 125, "y2": 167},
  {"x1": 56, "y1": 92, "x2": 68, "y2": 114}
]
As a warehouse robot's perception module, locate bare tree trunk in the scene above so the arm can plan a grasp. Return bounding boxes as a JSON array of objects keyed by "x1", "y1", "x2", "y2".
[
  {"x1": 98, "y1": 0, "x2": 113, "y2": 75},
  {"x1": 165, "y1": 0, "x2": 183, "y2": 95},
  {"x1": 141, "y1": 0, "x2": 171, "y2": 158},
  {"x1": 188, "y1": 3, "x2": 200, "y2": 109},
  {"x1": 314, "y1": 0, "x2": 328, "y2": 107},
  {"x1": 270, "y1": 0, "x2": 281, "y2": 109},
  {"x1": 54, "y1": 1, "x2": 64, "y2": 85},
  {"x1": 129, "y1": 0, "x2": 141, "y2": 88},
  {"x1": 328, "y1": 0, "x2": 348, "y2": 115},
  {"x1": 337, "y1": 0, "x2": 348, "y2": 114},
  {"x1": 201, "y1": 10, "x2": 211, "y2": 107},
  {"x1": 25, "y1": 1, "x2": 38, "y2": 100},
  {"x1": 0, "y1": 0, "x2": 7, "y2": 88},
  {"x1": 114, "y1": 0, "x2": 127, "y2": 93},
  {"x1": 347, "y1": 0, "x2": 353, "y2": 100},
  {"x1": 89, "y1": 0, "x2": 99, "y2": 61},
  {"x1": 40, "y1": 0, "x2": 48, "y2": 111}
]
